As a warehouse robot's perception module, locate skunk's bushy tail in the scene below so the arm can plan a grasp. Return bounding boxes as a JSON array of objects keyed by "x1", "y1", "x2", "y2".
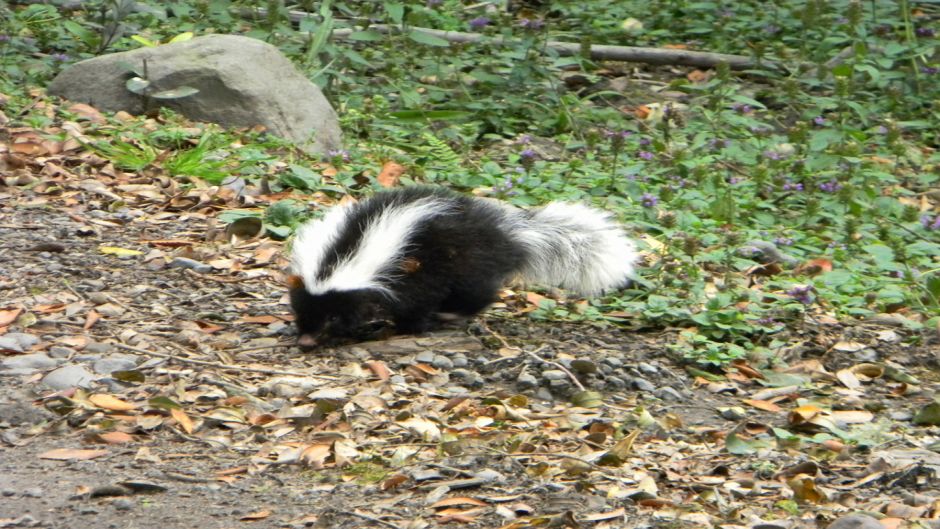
[{"x1": 511, "y1": 202, "x2": 637, "y2": 296}]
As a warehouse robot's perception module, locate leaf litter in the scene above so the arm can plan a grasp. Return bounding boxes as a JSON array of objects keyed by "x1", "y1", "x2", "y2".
[{"x1": 1, "y1": 105, "x2": 939, "y2": 528}]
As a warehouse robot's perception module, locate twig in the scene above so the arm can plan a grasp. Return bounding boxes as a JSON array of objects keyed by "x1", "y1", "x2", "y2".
[
  {"x1": 239, "y1": 7, "x2": 774, "y2": 71},
  {"x1": 111, "y1": 342, "x2": 339, "y2": 379}
]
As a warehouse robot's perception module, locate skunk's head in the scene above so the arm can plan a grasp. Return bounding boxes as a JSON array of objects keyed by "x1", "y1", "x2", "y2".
[{"x1": 288, "y1": 276, "x2": 395, "y2": 348}]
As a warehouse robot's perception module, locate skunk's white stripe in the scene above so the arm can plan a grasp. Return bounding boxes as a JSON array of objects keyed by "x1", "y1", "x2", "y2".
[
  {"x1": 291, "y1": 200, "x2": 354, "y2": 291},
  {"x1": 293, "y1": 197, "x2": 454, "y2": 296},
  {"x1": 514, "y1": 202, "x2": 637, "y2": 296}
]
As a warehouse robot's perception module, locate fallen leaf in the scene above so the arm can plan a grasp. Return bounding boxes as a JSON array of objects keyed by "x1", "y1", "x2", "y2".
[
  {"x1": 376, "y1": 161, "x2": 406, "y2": 188},
  {"x1": 0, "y1": 308, "x2": 22, "y2": 327},
  {"x1": 240, "y1": 510, "x2": 272, "y2": 521},
  {"x1": 99, "y1": 246, "x2": 143, "y2": 257},
  {"x1": 171, "y1": 408, "x2": 195, "y2": 434},
  {"x1": 97, "y1": 431, "x2": 135, "y2": 444},
  {"x1": 39, "y1": 448, "x2": 109, "y2": 461},
  {"x1": 89, "y1": 394, "x2": 136, "y2": 411}
]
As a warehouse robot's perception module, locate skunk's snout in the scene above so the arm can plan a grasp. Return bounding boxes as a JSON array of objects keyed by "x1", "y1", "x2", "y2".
[{"x1": 297, "y1": 333, "x2": 319, "y2": 349}]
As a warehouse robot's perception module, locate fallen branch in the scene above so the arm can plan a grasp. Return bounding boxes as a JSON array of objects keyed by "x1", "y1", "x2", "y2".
[{"x1": 240, "y1": 7, "x2": 778, "y2": 71}]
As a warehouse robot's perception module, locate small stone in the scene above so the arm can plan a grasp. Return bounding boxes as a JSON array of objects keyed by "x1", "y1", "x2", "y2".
[
  {"x1": 542, "y1": 369, "x2": 568, "y2": 381},
  {"x1": 548, "y1": 379, "x2": 571, "y2": 390},
  {"x1": 82, "y1": 279, "x2": 106, "y2": 291},
  {"x1": 5, "y1": 333, "x2": 40, "y2": 349},
  {"x1": 656, "y1": 387, "x2": 684, "y2": 401},
  {"x1": 827, "y1": 514, "x2": 884, "y2": 529},
  {"x1": 534, "y1": 388, "x2": 554, "y2": 401},
  {"x1": 42, "y1": 364, "x2": 96, "y2": 389},
  {"x1": 84, "y1": 342, "x2": 114, "y2": 354},
  {"x1": 431, "y1": 355, "x2": 454, "y2": 370},
  {"x1": 168, "y1": 256, "x2": 212, "y2": 274},
  {"x1": 113, "y1": 498, "x2": 134, "y2": 511},
  {"x1": 0, "y1": 337, "x2": 24, "y2": 353},
  {"x1": 856, "y1": 348, "x2": 878, "y2": 363},
  {"x1": 605, "y1": 377, "x2": 627, "y2": 390},
  {"x1": 637, "y1": 362, "x2": 659, "y2": 375},
  {"x1": 570, "y1": 359, "x2": 597, "y2": 374},
  {"x1": 631, "y1": 377, "x2": 655, "y2": 392},
  {"x1": 78, "y1": 505, "x2": 99, "y2": 515},
  {"x1": 1, "y1": 489, "x2": 15, "y2": 496},
  {"x1": 92, "y1": 354, "x2": 138, "y2": 375},
  {"x1": 601, "y1": 357, "x2": 623, "y2": 368},
  {"x1": 415, "y1": 351, "x2": 435, "y2": 364},
  {"x1": 516, "y1": 372, "x2": 538, "y2": 390},
  {"x1": 48, "y1": 346, "x2": 75, "y2": 359},
  {"x1": 451, "y1": 354, "x2": 468, "y2": 368},
  {"x1": 720, "y1": 407, "x2": 747, "y2": 420},
  {"x1": 1, "y1": 353, "x2": 58, "y2": 372},
  {"x1": 389, "y1": 375, "x2": 407, "y2": 385},
  {"x1": 23, "y1": 487, "x2": 42, "y2": 498},
  {"x1": 890, "y1": 410, "x2": 913, "y2": 421},
  {"x1": 87, "y1": 292, "x2": 110, "y2": 305}
]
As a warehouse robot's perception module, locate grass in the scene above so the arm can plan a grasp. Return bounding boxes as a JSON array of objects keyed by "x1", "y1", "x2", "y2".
[{"x1": 1, "y1": 0, "x2": 937, "y2": 366}]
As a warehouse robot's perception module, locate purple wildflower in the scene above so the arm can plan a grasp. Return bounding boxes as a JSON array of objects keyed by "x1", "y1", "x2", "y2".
[
  {"x1": 0, "y1": 35, "x2": 10, "y2": 42},
  {"x1": 637, "y1": 151, "x2": 654, "y2": 160},
  {"x1": 469, "y1": 16, "x2": 490, "y2": 30},
  {"x1": 827, "y1": 241, "x2": 847, "y2": 251},
  {"x1": 786, "y1": 285, "x2": 814, "y2": 305},
  {"x1": 756, "y1": 316, "x2": 777, "y2": 326},
  {"x1": 519, "y1": 148, "x2": 536, "y2": 159},
  {"x1": 773, "y1": 237, "x2": 794, "y2": 247},
  {"x1": 921, "y1": 66, "x2": 939, "y2": 75},
  {"x1": 818, "y1": 180, "x2": 842, "y2": 193},
  {"x1": 782, "y1": 180, "x2": 803, "y2": 192},
  {"x1": 763, "y1": 150, "x2": 785, "y2": 161},
  {"x1": 50, "y1": 53, "x2": 70, "y2": 62},
  {"x1": 517, "y1": 134, "x2": 532, "y2": 145},
  {"x1": 638, "y1": 137, "x2": 651, "y2": 146},
  {"x1": 921, "y1": 214, "x2": 940, "y2": 231},
  {"x1": 603, "y1": 129, "x2": 633, "y2": 140},
  {"x1": 326, "y1": 149, "x2": 350, "y2": 163},
  {"x1": 813, "y1": 116, "x2": 827, "y2": 126},
  {"x1": 640, "y1": 193, "x2": 658, "y2": 208},
  {"x1": 728, "y1": 176, "x2": 744, "y2": 185},
  {"x1": 732, "y1": 103, "x2": 752, "y2": 114},
  {"x1": 709, "y1": 138, "x2": 730, "y2": 150},
  {"x1": 915, "y1": 27, "x2": 935, "y2": 38},
  {"x1": 519, "y1": 148, "x2": 537, "y2": 171},
  {"x1": 763, "y1": 24, "x2": 780, "y2": 35}
]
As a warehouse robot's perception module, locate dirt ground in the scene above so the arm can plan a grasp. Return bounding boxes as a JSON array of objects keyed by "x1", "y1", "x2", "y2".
[{"x1": 2, "y1": 153, "x2": 940, "y2": 529}]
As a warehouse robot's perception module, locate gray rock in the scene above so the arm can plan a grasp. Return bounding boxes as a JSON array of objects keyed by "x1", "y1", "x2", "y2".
[
  {"x1": 0, "y1": 337, "x2": 24, "y2": 353},
  {"x1": 542, "y1": 369, "x2": 568, "y2": 381},
  {"x1": 48, "y1": 346, "x2": 75, "y2": 359},
  {"x1": 827, "y1": 514, "x2": 883, "y2": 529},
  {"x1": 23, "y1": 487, "x2": 42, "y2": 498},
  {"x1": 431, "y1": 355, "x2": 454, "y2": 370},
  {"x1": 1, "y1": 353, "x2": 58, "y2": 373},
  {"x1": 168, "y1": 257, "x2": 212, "y2": 274},
  {"x1": 42, "y1": 364, "x2": 96, "y2": 389},
  {"x1": 113, "y1": 498, "x2": 134, "y2": 511},
  {"x1": 637, "y1": 362, "x2": 659, "y2": 375},
  {"x1": 631, "y1": 377, "x2": 656, "y2": 392},
  {"x1": 656, "y1": 387, "x2": 684, "y2": 401},
  {"x1": 4, "y1": 333, "x2": 40, "y2": 349},
  {"x1": 605, "y1": 376, "x2": 627, "y2": 390},
  {"x1": 451, "y1": 354, "x2": 469, "y2": 368},
  {"x1": 1, "y1": 489, "x2": 14, "y2": 497},
  {"x1": 92, "y1": 354, "x2": 138, "y2": 374},
  {"x1": 601, "y1": 356, "x2": 623, "y2": 368},
  {"x1": 48, "y1": 34, "x2": 341, "y2": 155},
  {"x1": 517, "y1": 372, "x2": 538, "y2": 389},
  {"x1": 415, "y1": 351, "x2": 436, "y2": 364},
  {"x1": 84, "y1": 342, "x2": 114, "y2": 354}
]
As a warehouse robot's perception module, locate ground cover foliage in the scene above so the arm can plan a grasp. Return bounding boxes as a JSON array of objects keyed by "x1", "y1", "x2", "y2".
[{"x1": 1, "y1": 1, "x2": 940, "y2": 528}]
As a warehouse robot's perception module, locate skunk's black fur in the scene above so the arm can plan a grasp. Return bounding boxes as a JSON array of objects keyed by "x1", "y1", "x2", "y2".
[{"x1": 288, "y1": 187, "x2": 635, "y2": 346}]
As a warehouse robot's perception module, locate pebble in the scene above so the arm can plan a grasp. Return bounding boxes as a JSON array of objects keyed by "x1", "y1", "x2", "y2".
[
  {"x1": 113, "y1": 498, "x2": 134, "y2": 511},
  {"x1": 1, "y1": 489, "x2": 14, "y2": 496},
  {"x1": 168, "y1": 256, "x2": 212, "y2": 274},
  {"x1": 1, "y1": 353, "x2": 58, "y2": 373},
  {"x1": 48, "y1": 346, "x2": 75, "y2": 359},
  {"x1": 541, "y1": 369, "x2": 567, "y2": 381},
  {"x1": 431, "y1": 355, "x2": 454, "y2": 370},
  {"x1": 82, "y1": 279, "x2": 106, "y2": 291},
  {"x1": 93, "y1": 354, "x2": 138, "y2": 374},
  {"x1": 637, "y1": 362, "x2": 659, "y2": 375},
  {"x1": 4, "y1": 333, "x2": 40, "y2": 349},
  {"x1": 84, "y1": 342, "x2": 115, "y2": 354},
  {"x1": 570, "y1": 359, "x2": 597, "y2": 374},
  {"x1": 42, "y1": 364, "x2": 96, "y2": 390},
  {"x1": 0, "y1": 337, "x2": 24, "y2": 353},
  {"x1": 415, "y1": 351, "x2": 436, "y2": 364},
  {"x1": 631, "y1": 377, "x2": 655, "y2": 392},
  {"x1": 601, "y1": 357, "x2": 623, "y2": 368},
  {"x1": 656, "y1": 387, "x2": 684, "y2": 402},
  {"x1": 87, "y1": 292, "x2": 110, "y2": 305},
  {"x1": 534, "y1": 388, "x2": 554, "y2": 401},
  {"x1": 827, "y1": 514, "x2": 884, "y2": 529},
  {"x1": 605, "y1": 377, "x2": 627, "y2": 390},
  {"x1": 548, "y1": 379, "x2": 571, "y2": 391},
  {"x1": 389, "y1": 375, "x2": 407, "y2": 385},
  {"x1": 451, "y1": 354, "x2": 469, "y2": 368},
  {"x1": 516, "y1": 372, "x2": 538, "y2": 390},
  {"x1": 22, "y1": 487, "x2": 42, "y2": 498}
]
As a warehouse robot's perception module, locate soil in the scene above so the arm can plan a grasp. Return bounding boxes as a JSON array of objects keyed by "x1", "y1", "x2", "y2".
[{"x1": 2, "y1": 152, "x2": 940, "y2": 529}]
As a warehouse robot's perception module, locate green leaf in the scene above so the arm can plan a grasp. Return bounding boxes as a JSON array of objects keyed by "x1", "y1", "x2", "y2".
[
  {"x1": 347, "y1": 30, "x2": 383, "y2": 42},
  {"x1": 389, "y1": 110, "x2": 470, "y2": 121},
  {"x1": 407, "y1": 30, "x2": 450, "y2": 47},
  {"x1": 218, "y1": 210, "x2": 261, "y2": 224},
  {"x1": 385, "y1": 2, "x2": 404, "y2": 23},
  {"x1": 125, "y1": 76, "x2": 150, "y2": 95},
  {"x1": 131, "y1": 35, "x2": 158, "y2": 47},
  {"x1": 167, "y1": 31, "x2": 194, "y2": 44},
  {"x1": 148, "y1": 396, "x2": 182, "y2": 410},
  {"x1": 150, "y1": 86, "x2": 200, "y2": 100},
  {"x1": 725, "y1": 433, "x2": 757, "y2": 455},
  {"x1": 913, "y1": 401, "x2": 940, "y2": 426}
]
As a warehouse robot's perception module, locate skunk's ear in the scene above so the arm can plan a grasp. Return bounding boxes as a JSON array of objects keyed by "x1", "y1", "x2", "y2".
[{"x1": 286, "y1": 274, "x2": 304, "y2": 289}]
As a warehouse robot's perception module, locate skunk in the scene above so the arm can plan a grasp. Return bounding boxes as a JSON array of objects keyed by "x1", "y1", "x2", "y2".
[{"x1": 287, "y1": 187, "x2": 637, "y2": 347}]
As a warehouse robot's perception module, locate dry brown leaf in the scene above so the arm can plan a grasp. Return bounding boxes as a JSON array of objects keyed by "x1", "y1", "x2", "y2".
[
  {"x1": 431, "y1": 497, "x2": 488, "y2": 508},
  {"x1": 67, "y1": 103, "x2": 106, "y2": 124},
  {"x1": 742, "y1": 399, "x2": 783, "y2": 412},
  {"x1": 171, "y1": 408, "x2": 195, "y2": 434},
  {"x1": 0, "y1": 308, "x2": 22, "y2": 326},
  {"x1": 39, "y1": 448, "x2": 109, "y2": 461},
  {"x1": 365, "y1": 360, "x2": 391, "y2": 381},
  {"x1": 300, "y1": 444, "x2": 332, "y2": 468},
  {"x1": 89, "y1": 394, "x2": 136, "y2": 411},
  {"x1": 97, "y1": 431, "x2": 135, "y2": 444},
  {"x1": 583, "y1": 508, "x2": 627, "y2": 521},
  {"x1": 83, "y1": 309, "x2": 100, "y2": 330},
  {"x1": 787, "y1": 474, "x2": 826, "y2": 503},
  {"x1": 376, "y1": 161, "x2": 406, "y2": 188},
  {"x1": 240, "y1": 510, "x2": 272, "y2": 521},
  {"x1": 381, "y1": 474, "x2": 408, "y2": 491}
]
